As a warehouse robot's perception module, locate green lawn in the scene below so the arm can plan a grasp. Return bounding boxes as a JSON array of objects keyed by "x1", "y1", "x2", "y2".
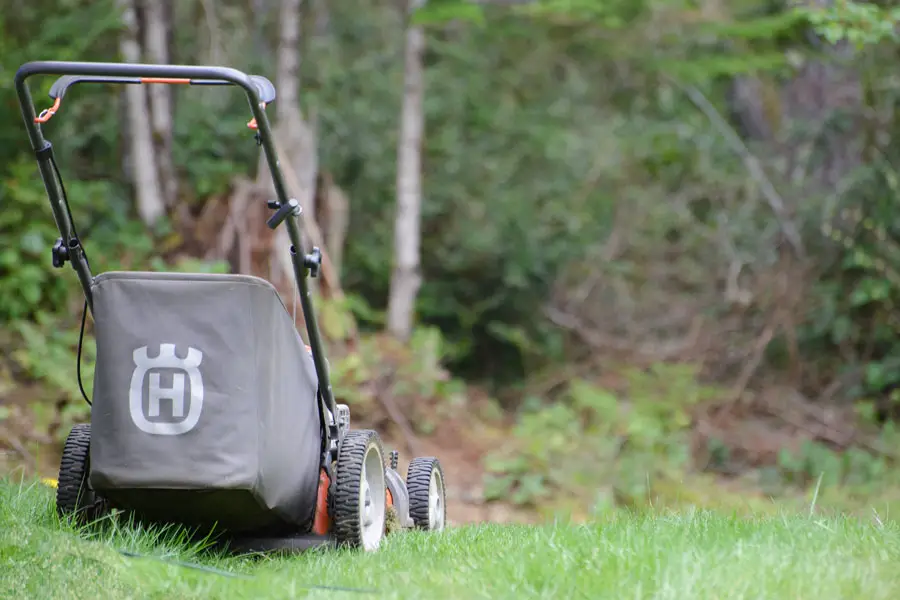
[{"x1": 2, "y1": 478, "x2": 900, "y2": 599}]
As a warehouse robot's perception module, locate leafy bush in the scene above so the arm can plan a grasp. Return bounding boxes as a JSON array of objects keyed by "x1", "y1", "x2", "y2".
[
  {"x1": 483, "y1": 364, "x2": 720, "y2": 510},
  {"x1": 330, "y1": 323, "x2": 468, "y2": 431},
  {"x1": 798, "y1": 163, "x2": 900, "y2": 409},
  {"x1": 0, "y1": 160, "x2": 122, "y2": 321}
]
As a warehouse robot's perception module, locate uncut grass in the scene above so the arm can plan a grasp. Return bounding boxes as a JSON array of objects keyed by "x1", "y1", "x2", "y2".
[{"x1": 2, "y1": 478, "x2": 900, "y2": 599}]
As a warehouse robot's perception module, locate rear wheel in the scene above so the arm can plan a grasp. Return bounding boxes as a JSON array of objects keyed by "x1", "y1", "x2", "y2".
[
  {"x1": 407, "y1": 457, "x2": 446, "y2": 531},
  {"x1": 332, "y1": 430, "x2": 387, "y2": 550},
  {"x1": 56, "y1": 423, "x2": 103, "y2": 523}
]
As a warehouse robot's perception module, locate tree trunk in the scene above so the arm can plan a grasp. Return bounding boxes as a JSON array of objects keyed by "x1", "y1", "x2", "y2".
[
  {"x1": 314, "y1": 172, "x2": 349, "y2": 281},
  {"x1": 386, "y1": 5, "x2": 426, "y2": 341},
  {"x1": 141, "y1": 0, "x2": 179, "y2": 214},
  {"x1": 263, "y1": 0, "x2": 319, "y2": 292},
  {"x1": 117, "y1": 0, "x2": 165, "y2": 227},
  {"x1": 277, "y1": 0, "x2": 301, "y2": 125},
  {"x1": 312, "y1": 0, "x2": 330, "y2": 36},
  {"x1": 250, "y1": 0, "x2": 272, "y2": 59},
  {"x1": 276, "y1": 0, "x2": 317, "y2": 216}
]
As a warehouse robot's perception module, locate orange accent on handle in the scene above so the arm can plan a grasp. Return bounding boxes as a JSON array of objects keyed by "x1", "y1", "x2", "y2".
[
  {"x1": 386, "y1": 488, "x2": 394, "y2": 508},
  {"x1": 247, "y1": 103, "x2": 267, "y2": 130},
  {"x1": 139, "y1": 77, "x2": 190, "y2": 84},
  {"x1": 312, "y1": 469, "x2": 332, "y2": 535},
  {"x1": 34, "y1": 97, "x2": 61, "y2": 124}
]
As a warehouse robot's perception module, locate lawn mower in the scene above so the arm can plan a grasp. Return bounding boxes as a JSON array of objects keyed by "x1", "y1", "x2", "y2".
[{"x1": 13, "y1": 60, "x2": 447, "y2": 552}]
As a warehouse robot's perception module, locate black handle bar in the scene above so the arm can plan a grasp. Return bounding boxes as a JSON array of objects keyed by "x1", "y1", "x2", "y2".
[
  {"x1": 15, "y1": 61, "x2": 271, "y2": 100},
  {"x1": 12, "y1": 60, "x2": 288, "y2": 240},
  {"x1": 47, "y1": 74, "x2": 276, "y2": 104},
  {"x1": 15, "y1": 61, "x2": 276, "y2": 127}
]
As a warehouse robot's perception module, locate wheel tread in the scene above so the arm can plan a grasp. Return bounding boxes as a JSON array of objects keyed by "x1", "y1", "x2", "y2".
[
  {"x1": 332, "y1": 429, "x2": 385, "y2": 547},
  {"x1": 56, "y1": 423, "x2": 95, "y2": 520},
  {"x1": 407, "y1": 457, "x2": 445, "y2": 530}
]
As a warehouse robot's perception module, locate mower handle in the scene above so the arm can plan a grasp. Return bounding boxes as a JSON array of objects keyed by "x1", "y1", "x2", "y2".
[
  {"x1": 15, "y1": 60, "x2": 269, "y2": 98},
  {"x1": 12, "y1": 59, "x2": 289, "y2": 273},
  {"x1": 47, "y1": 74, "x2": 277, "y2": 104},
  {"x1": 16, "y1": 61, "x2": 276, "y2": 128}
]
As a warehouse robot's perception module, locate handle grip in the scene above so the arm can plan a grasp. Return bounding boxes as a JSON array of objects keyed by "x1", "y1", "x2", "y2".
[{"x1": 47, "y1": 73, "x2": 277, "y2": 104}]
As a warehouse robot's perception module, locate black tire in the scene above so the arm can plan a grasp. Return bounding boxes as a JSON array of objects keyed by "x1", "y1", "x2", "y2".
[
  {"x1": 56, "y1": 423, "x2": 103, "y2": 523},
  {"x1": 407, "y1": 457, "x2": 446, "y2": 531},
  {"x1": 332, "y1": 429, "x2": 387, "y2": 550}
]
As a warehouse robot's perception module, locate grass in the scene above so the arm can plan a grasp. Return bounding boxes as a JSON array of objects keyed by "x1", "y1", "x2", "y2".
[{"x1": 3, "y1": 478, "x2": 900, "y2": 599}]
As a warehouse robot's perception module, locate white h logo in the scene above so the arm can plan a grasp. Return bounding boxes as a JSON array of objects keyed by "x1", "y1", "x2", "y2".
[
  {"x1": 129, "y1": 344, "x2": 204, "y2": 436},
  {"x1": 148, "y1": 372, "x2": 186, "y2": 418}
]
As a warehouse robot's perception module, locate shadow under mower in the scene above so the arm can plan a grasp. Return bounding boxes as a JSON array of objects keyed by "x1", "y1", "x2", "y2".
[{"x1": 13, "y1": 60, "x2": 447, "y2": 553}]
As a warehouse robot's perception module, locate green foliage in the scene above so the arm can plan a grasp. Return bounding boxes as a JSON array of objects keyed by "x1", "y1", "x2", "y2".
[
  {"x1": 11, "y1": 314, "x2": 93, "y2": 442},
  {"x1": 0, "y1": 160, "x2": 111, "y2": 321},
  {"x1": 516, "y1": 0, "x2": 650, "y2": 25},
  {"x1": 799, "y1": 159, "x2": 900, "y2": 402},
  {"x1": 799, "y1": 0, "x2": 900, "y2": 48},
  {"x1": 329, "y1": 325, "x2": 467, "y2": 434},
  {"x1": 0, "y1": 0, "x2": 840, "y2": 393},
  {"x1": 412, "y1": 0, "x2": 485, "y2": 26},
  {"x1": 775, "y1": 440, "x2": 888, "y2": 489},
  {"x1": 772, "y1": 417, "x2": 900, "y2": 488},
  {"x1": 0, "y1": 0, "x2": 122, "y2": 168},
  {"x1": 11, "y1": 315, "x2": 93, "y2": 405},
  {"x1": 483, "y1": 364, "x2": 720, "y2": 508}
]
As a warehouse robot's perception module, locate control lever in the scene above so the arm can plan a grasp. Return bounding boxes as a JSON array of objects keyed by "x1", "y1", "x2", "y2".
[{"x1": 266, "y1": 198, "x2": 300, "y2": 230}]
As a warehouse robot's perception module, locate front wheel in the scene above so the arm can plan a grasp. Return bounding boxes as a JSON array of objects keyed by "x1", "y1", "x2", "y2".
[
  {"x1": 407, "y1": 457, "x2": 446, "y2": 531},
  {"x1": 332, "y1": 429, "x2": 387, "y2": 551}
]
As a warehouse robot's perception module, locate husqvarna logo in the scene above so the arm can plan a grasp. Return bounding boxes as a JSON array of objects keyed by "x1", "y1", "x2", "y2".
[{"x1": 129, "y1": 344, "x2": 204, "y2": 436}]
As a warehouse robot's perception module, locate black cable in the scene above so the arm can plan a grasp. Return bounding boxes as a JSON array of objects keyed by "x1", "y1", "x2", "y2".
[
  {"x1": 48, "y1": 150, "x2": 92, "y2": 407},
  {"x1": 76, "y1": 298, "x2": 90, "y2": 406}
]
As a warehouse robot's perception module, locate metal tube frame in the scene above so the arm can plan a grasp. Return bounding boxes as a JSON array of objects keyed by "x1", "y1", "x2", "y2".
[{"x1": 13, "y1": 61, "x2": 339, "y2": 452}]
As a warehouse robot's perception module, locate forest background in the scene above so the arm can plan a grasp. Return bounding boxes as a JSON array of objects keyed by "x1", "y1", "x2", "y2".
[{"x1": 3, "y1": 0, "x2": 900, "y2": 523}]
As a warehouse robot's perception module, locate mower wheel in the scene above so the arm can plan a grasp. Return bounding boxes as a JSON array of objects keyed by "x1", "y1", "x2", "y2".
[
  {"x1": 56, "y1": 423, "x2": 103, "y2": 523},
  {"x1": 407, "y1": 457, "x2": 446, "y2": 531},
  {"x1": 333, "y1": 429, "x2": 387, "y2": 551}
]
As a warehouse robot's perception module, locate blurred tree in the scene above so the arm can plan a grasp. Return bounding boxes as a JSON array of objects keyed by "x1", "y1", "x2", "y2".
[
  {"x1": 117, "y1": 0, "x2": 165, "y2": 226},
  {"x1": 142, "y1": 0, "x2": 178, "y2": 218},
  {"x1": 387, "y1": 0, "x2": 427, "y2": 341}
]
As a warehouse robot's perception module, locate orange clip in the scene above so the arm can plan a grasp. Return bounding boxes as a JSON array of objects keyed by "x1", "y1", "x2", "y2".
[
  {"x1": 247, "y1": 103, "x2": 267, "y2": 130},
  {"x1": 34, "y1": 97, "x2": 61, "y2": 124},
  {"x1": 139, "y1": 77, "x2": 191, "y2": 85}
]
